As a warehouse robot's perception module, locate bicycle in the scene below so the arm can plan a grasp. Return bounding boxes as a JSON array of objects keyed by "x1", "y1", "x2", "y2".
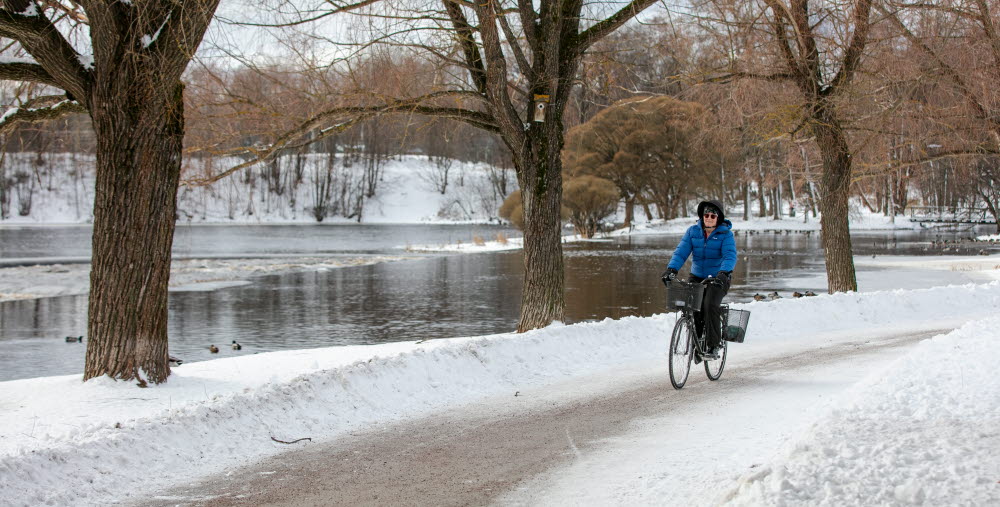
[{"x1": 665, "y1": 279, "x2": 731, "y2": 389}]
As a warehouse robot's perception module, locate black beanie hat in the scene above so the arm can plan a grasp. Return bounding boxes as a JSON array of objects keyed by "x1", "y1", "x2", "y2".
[{"x1": 697, "y1": 200, "x2": 726, "y2": 222}]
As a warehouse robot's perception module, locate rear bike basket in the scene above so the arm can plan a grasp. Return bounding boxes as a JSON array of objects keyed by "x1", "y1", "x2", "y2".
[
  {"x1": 666, "y1": 282, "x2": 705, "y2": 311},
  {"x1": 722, "y1": 306, "x2": 751, "y2": 343}
]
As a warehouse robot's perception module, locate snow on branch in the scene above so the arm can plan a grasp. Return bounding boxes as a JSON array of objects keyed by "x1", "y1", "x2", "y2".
[
  {"x1": 141, "y1": 12, "x2": 171, "y2": 49},
  {"x1": 0, "y1": 99, "x2": 86, "y2": 135},
  {"x1": 0, "y1": 55, "x2": 37, "y2": 64}
]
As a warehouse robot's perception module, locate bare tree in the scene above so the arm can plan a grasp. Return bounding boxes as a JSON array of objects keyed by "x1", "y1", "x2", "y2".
[
  {"x1": 202, "y1": 0, "x2": 659, "y2": 332},
  {"x1": 0, "y1": 0, "x2": 220, "y2": 385},
  {"x1": 974, "y1": 158, "x2": 1000, "y2": 231},
  {"x1": 696, "y1": 0, "x2": 877, "y2": 293}
]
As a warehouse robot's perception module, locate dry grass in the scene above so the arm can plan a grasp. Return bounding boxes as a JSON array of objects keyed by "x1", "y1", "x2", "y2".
[
  {"x1": 496, "y1": 232, "x2": 508, "y2": 245},
  {"x1": 473, "y1": 235, "x2": 486, "y2": 246}
]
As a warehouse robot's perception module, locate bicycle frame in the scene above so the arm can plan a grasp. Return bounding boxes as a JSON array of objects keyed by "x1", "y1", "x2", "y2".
[
  {"x1": 667, "y1": 279, "x2": 729, "y2": 389},
  {"x1": 668, "y1": 280, "x2": 713, "y2": 354},
  {"x1": 677, "y1": 307, "x2": 710, "y2": 356}
]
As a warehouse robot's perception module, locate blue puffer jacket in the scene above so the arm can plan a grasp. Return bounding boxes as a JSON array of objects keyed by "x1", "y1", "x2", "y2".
[{"x1": 667, "y1": 219, "x2": 737, "y2": 278}]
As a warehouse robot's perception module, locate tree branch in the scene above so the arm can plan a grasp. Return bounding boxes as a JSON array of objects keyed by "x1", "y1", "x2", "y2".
[
  {"x1": 879, "y1": 5, "x2": 995, "y2": 129},
  {"x1": 0, "y1": 3, "x2": 90, "y2": 103},
  {"x1": 497, "y1": 7, "x2": 531, "y2": 77},
  {"x1": 516, "y1": 0, "x2": 539, "y2": 54},
  {"x1": 442, "y1": 0, "x2": 488, "y2": 95},
  {"x1": 762, "y1": 0, "x2": 807, "y2": 87},
  {"x1": 0, "y1": 59, "x2": 61, "y2": 87},
  {"x1": 185, "y1": 91, "x2": 498, "y2": 186},
  {"x1": 573, "y1": 0, "x2": 657, "y2": 54},
  {"x1": 0, "y1": 99, "x2": 85, "y2": 135},
  {"x1": 706, "y1": 71, "x2": 797, "y2": 83},
  {"x1": 472, "y1": 0, "x2": 524, "y2": 146},
  {"x1": 827, "y1": 0, "x2": 873, "y2": 94},
  {"x1": 153, "y1": 0, "x2": 222, "y2": 82}
]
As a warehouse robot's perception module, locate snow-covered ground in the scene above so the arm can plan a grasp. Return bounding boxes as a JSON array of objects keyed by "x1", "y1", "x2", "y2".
[
  {"x1": 2, "y1": 150, "x2": 923, "y2": 234},
  {"x1": 2, "y1": 273, "x2": 999, "y2": 505},
  {"x1": 718, "y1": 315, "x2": 1000, "y2": 506},
  {"x1": 978, "y1": 233, "x2": 1000, "y2": 242},
  {"x1": 0, "y1": 255, "x2": 412, "y2": 302},
  {"x1": 0, "y1": 153, "x2": 511, "y2": 225}
]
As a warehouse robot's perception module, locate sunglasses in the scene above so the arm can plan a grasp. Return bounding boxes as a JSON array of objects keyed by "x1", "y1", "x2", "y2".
[{"x1": 703, "y1": 212, "x2": 718, "y2": 219}]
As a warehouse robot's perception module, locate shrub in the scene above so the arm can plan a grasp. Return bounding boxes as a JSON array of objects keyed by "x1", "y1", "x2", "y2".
[{"x1": 563, "y1": 175, "x2": 619, "y2": 238}]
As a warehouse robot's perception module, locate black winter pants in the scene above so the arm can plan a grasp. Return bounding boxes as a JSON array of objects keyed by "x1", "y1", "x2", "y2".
[{"x1": 689, "y1": 275, "x2": 730, "y2": 350}]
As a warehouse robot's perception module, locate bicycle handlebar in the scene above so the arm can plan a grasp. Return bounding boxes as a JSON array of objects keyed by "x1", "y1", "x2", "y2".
[{"x1": 665, "y1": 277, "x2": 725, "y2": 287}]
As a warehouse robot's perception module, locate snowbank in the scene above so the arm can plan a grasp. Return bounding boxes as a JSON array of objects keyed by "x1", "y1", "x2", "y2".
[
  {"x1": 978, "y1": 233, "x2": 1000, "y2": 242},
  {"x1": 856, "y1": 255, "x2": 1000, "y2": 282},
  {"x1": 2, "y1": 282, "x2": 1000, "y2": 505},
  {"x1": 719, "y1": 314, "x2": 1000, "y2": 506}
]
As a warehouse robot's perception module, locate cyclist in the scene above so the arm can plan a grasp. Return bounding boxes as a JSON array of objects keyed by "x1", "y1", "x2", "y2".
[{"x1": 661, "y1": 200, "x2": 737, "y2": 360}]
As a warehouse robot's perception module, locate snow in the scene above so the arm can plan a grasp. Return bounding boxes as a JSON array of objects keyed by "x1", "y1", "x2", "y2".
[
  {"x1": 0, "y1": 255, "x2": 412, "y2": 302},
  {"x1": 2, "y1": 279, "x2": 1000, "y2": 505},
  {"x1": 978, "y1": 233, "x2": 1000, "y2": 242},
  {"x1": 77, "y1": 53, "x2": 94, "y2": 70},
  {"x1": 719, "y1": 315, "x2": 1000, "y2": 506},
  {"x1": 0, "y1": 56, "x2": 37, "y2": 65},
  {"x1": 0, "y1": 101, "x2": 71, "y2": 127},
  {"x1": 0, "y1": 153, "x2": 513, "y2": 225},
  {"x1": 141, "y1": 13, "x2": 171, "y2": 48}
]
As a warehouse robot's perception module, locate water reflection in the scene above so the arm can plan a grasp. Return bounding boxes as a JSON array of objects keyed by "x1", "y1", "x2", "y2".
[{"x1": 0, "y1": 226, "x2": 995, "y2": 381}]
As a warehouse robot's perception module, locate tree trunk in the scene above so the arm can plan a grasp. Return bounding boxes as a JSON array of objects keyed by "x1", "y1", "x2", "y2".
[
  {"x1": 624, "y1": 195, "x2": 634, "y2": 229},
  {"x1": 773, "y1": 183, "x2": 781, "y2": 220},
  {"x1": 718, "y1": 158, "x2": 725, "y2": 207},
  {"x1": 757, "y1": 159, "x2": 767, "y2": 217},
  {"x1": 743, "y1": 180, "x2": 750, "y2": 220},
  {"x1": 84, "y1": 81, "x2": 184, "y2": 386},
  {"x1": 515, "y1": 130, "x2": 565, "y2": 332},
  {"x1": 813, "y1": 114, "x2": 858, "y2": 293}
]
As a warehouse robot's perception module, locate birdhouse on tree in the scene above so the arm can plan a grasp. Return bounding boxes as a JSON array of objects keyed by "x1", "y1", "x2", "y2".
[{"x1": 533, "y1": 94, "x2": 549, "y2": 122}]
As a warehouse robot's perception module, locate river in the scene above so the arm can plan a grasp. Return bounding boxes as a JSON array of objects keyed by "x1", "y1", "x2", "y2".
[{"x1": 0, "y1": 223, "x2": 994, "y2": 381}]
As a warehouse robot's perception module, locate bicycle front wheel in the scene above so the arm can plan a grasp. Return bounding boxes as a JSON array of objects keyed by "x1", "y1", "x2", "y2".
[
  {"x1": 669, "y1": 316, "x2": 694, "y2": 389},
  {"x1": 705, "y1": 340, "x2": 727, "y2": 381}
]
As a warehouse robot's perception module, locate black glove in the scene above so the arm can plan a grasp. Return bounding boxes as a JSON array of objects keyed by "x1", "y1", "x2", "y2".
[
  {"x1": 715, "y1": 271, "x2": 731, "y2": 284},
  {"x1": 661, "y1": 268, "x2": 678, "y2": 286}
]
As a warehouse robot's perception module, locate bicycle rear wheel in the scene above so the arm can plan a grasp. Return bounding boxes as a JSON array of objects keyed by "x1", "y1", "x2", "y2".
[
  {"x1": 669, "y1": 316, "x2": 694, "y2": 389},
  {"x1": 704, "y1": 340, "x2": 727, "y2": 380}
]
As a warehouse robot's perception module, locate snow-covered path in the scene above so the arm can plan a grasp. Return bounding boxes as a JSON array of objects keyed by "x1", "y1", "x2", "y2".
[
  {"x1": 143, "y1": 329, "x2": 940, "y2": 506},
  {"x1": 500, "y1": 333, "x2": 933, "y2": 506}
]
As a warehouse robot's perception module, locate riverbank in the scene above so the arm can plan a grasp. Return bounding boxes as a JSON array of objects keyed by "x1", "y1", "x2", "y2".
[{"x1": 409, "y1": 209, "x2": 922, "y2": 253}]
